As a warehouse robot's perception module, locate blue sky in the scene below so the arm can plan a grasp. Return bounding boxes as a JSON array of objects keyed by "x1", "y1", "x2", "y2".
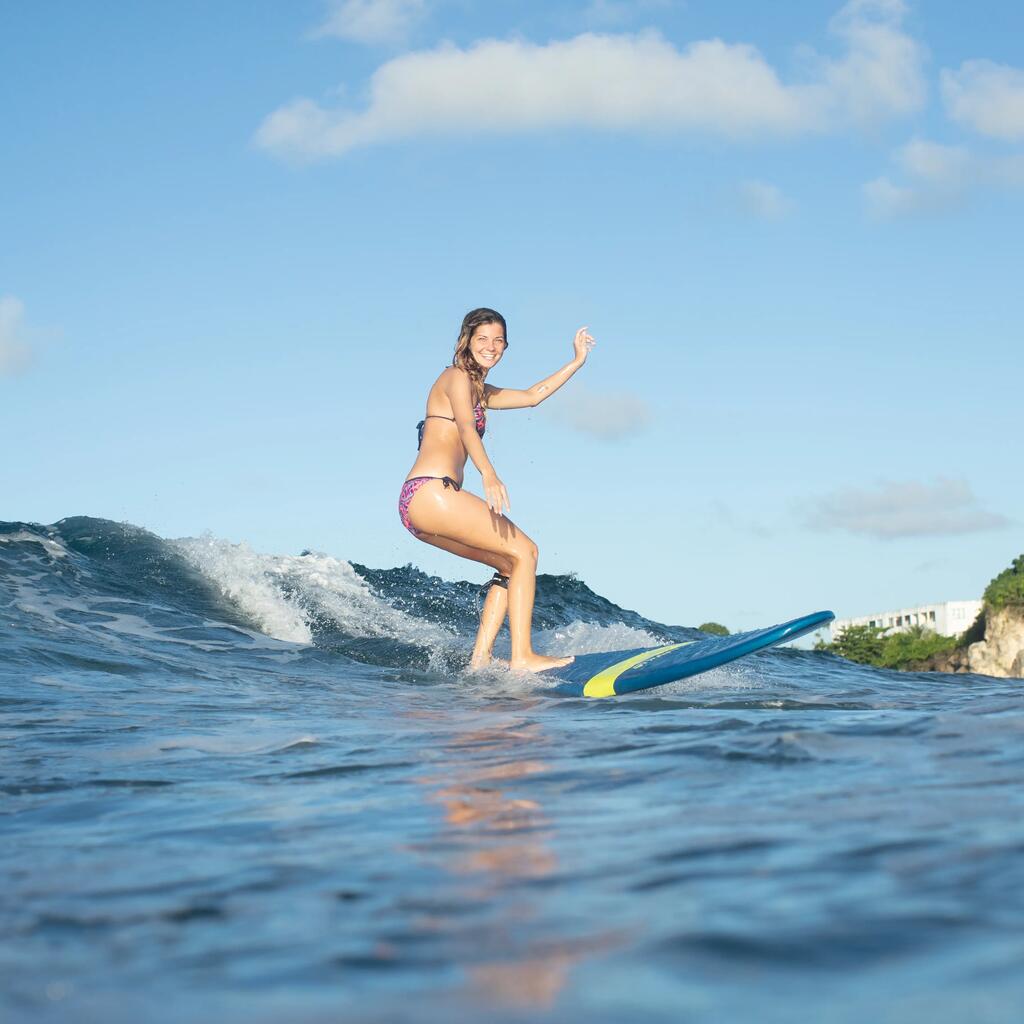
[{"x1": 2, "y1": 0, "x2": 1022, "y2": 631}]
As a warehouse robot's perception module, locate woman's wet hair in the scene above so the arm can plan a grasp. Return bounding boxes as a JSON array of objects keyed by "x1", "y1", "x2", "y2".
[{"x1": 453, "y1": 308, "x2": 507, "y2": 407}]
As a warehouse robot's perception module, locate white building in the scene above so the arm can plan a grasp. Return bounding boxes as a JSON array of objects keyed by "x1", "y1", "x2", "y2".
[{"x1": 830, "y1": 600, "x2": 982, "y2": 642}]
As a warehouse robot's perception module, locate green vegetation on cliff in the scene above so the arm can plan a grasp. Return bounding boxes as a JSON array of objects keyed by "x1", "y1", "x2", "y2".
[
  {"x1": 817, "y1": 553, "x2": 1024, "y2": 672},
  {"x1": 873, "y1": 626, "x2": 959, "y2": 668},
  {"x1": 983, "y1": 555, "x2": 1024, "y2": 610},
  {"x1": 699, "y1": 622, "x2": 730, "y2": 636},
  {"x1": 816, "y1": 623, "x2": 957, "y2": 669}
]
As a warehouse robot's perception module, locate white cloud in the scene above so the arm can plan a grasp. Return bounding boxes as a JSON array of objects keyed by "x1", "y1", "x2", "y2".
[
  {"x1": 550, "y1": 385, "x2": 652, "y2": 440},
  {"x1": 313, "y1": 0, "x2": 426, "y2": 45},
  {"x1": 0, "y1": 295, "x2": 32, "y2": 376},
  {"x1": 737, "y1": 179, "x2": 794, "y2": 220},
  {"x1": 822, "y1": 0, "x2": 926, "y2": 125},
  {"x1": 862, "y1": 174, "x2": 923, "y2": 217},
  {"x1": 862, "y1": 138, "x2": 969, "y2": 217},
  {"x1": 897, "y1": 137, "x2": 971, "y2": 185},
  {"x1": 805, "y1": 478, "x2": 1010, "y2": 539},
  {"x1": 257, "y1": 33, "x2": 812, "y2": 159},
  {"x1": 257, "y1": 0, "x2": 925, "y2": 160},
  {"x1": 864, "y1": 137, "x2": 1024, "y2": 218},
  {"x1": 941, "y1": 59, "x2": 1024, "y2": 142}
]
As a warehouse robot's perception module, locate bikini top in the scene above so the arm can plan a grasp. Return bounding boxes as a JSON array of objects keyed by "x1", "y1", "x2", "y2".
[{"x1": 416, "y1": 403, "x2": 485, "y2": 450}]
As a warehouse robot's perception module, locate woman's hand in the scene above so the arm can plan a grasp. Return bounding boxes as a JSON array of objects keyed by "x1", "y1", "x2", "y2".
[
  {"x1": 572, "y1": 326, "x2": 595, "y2": 364},
  {"x1": 482, "y1": 472, "x2": 511, "y2": 516}
]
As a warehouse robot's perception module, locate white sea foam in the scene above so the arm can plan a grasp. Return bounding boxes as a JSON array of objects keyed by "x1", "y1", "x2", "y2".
[
  {"x1": 174, "y1": 536, "x2": 313, "y2": 643},
  {"x1": 173, "y1": 535, "x2": 458, "y2": 659},
  {"x1": 534, "y1": 619, "x2": 665, "y2": 655},
  {"x1": 10, "y1": 576, "x2": 277, "y2": 654},
  {"x1": 0, "y1": 530, "x2": 69, "y2": 559}
]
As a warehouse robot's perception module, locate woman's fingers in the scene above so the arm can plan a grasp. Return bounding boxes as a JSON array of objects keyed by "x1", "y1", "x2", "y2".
[
  {"x1": 574, "y1": 325, "x2": 595, "y2": 355},
  {"x1": 484, "y1": 484, "x2": 510, "y2": 515}
]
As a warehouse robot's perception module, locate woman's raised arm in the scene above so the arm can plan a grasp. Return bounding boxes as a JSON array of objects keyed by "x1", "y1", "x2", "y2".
[{"x1": 485, "y1": 326, "x2": 595, "y2": 410}]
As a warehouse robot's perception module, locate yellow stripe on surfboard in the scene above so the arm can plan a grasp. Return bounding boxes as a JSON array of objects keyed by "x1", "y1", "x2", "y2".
[{"x1": 582, "y1": 642, "x2": 694, "y2": 698}]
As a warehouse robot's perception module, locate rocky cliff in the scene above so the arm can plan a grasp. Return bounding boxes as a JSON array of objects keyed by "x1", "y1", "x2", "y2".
[{"x1": 919, "y1": 604, "x2": 1024, "y2": 678}]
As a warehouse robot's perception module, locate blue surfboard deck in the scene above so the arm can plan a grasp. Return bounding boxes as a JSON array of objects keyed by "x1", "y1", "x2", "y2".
[{"x1": 542, "y1": 610, "x2": 834, "y2": 698}]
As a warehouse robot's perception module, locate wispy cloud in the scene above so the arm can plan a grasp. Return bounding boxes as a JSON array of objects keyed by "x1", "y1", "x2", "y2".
[
  {"x1": 941, "y1": 59, "x2": 1024, "y2": 142},
  {"x1": 819, "y1": 0, "x2": 925, "y2": 125},
  {"x1": 550, "y1": 385, "x2": 652, "y2": 441},
  {"x1": 708, "y1": 500, "x2": 776, "y2": 539},
  {"x1": 312, "y1": 0, "x2": 426, "y2": 45},
  {"x1": 804, "y1": 478, "x2": 1010, "y2": 539},
  {"x1": 257, "y1": 0, "x2": 925, "y2": 160},
  {"x1": 737, "y1": 179, "x2": 794, "y2": 220},
  {"x1": 898, "y1": 136, "x2": 973, "y2": 184},
  {"x1": 864, "y1": 137, "x2": 1024, "y2": 218},
  {"x1": 0, "y1": 295, "x2": 32, "y2": 376}
]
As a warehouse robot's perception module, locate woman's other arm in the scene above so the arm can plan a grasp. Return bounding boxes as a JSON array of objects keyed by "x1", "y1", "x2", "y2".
[{"x1": 446, "y1": 369, "x2": 511, "y2": 515}]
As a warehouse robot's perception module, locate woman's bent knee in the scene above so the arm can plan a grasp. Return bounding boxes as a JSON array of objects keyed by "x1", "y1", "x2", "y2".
[{"x1": 510, "y1": 539, "x2": 539, "y2": 567}]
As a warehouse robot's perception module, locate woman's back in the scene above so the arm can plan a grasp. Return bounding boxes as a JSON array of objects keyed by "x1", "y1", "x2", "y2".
[{"x1": 406, "y1": 369, "x2": 483, "y2": 484}]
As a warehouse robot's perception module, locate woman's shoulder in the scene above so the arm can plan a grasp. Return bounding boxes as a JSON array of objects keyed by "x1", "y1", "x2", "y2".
[
  {"x1": 438, "y1": 365, "x2": 472, "y2": 388},
  {"x1": 428, "y1": 367, "x2": 470, "y2": 405}
]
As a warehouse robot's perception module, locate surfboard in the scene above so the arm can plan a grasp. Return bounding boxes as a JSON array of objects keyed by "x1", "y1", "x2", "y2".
[{"x1": 542, "y1": 610, "x2": 834, "y2": 698}]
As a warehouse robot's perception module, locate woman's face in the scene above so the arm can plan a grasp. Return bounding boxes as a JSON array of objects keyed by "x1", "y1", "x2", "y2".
[{"x1": 469, "y1": 322, "x2": 507, "y2": 371}]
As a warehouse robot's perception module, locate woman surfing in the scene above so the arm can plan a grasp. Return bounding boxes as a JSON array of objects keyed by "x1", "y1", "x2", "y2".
[{"x1": 399, "y1": 307, "x2": 594, "y2": 672}]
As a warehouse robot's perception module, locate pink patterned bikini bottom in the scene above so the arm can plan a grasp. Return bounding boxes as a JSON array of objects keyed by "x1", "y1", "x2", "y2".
[{"x1": 398, "y1": 475, "x2": 461, "y2": 537}]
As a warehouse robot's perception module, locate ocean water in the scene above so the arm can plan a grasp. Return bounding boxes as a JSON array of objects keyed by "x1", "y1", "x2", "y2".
[{"x1": 2, "y1": 516, "x2": 1023, "y2": 1023}]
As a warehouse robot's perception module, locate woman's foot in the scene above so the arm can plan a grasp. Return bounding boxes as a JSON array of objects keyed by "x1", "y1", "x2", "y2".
[
  {"x1": 509, "y1": 652, "x2": 574, "y2": 673},
  {"x1": 470, "y1": 658, "x2": 509, "y2": 673},
  {"x1": 469, "y1": 650, "x2": 493, "y2": 671}
]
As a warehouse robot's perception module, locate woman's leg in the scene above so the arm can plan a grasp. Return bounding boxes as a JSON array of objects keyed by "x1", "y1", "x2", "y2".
[
  {"x1": 419, "y1": 532, "x2": 511, "y2": 668},
  {"x1": 473, "y1": 582, "x2": 508, "y2": 669},
  {"x1": 407, "y1": 482, "x2": 572, "y2": 672}
]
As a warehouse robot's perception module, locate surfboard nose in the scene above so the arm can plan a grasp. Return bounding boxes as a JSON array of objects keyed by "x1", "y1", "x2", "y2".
[{"x1": 543, "y1": 610, "x2": 836, "y2": 698}]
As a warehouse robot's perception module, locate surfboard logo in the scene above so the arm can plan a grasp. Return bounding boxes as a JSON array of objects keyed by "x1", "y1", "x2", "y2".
[{"x1": 582, "y1": 642, "x2": 695, "y2": 698}]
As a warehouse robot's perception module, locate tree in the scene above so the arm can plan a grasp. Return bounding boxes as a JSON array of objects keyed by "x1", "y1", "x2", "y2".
[
  {"x1": 699, "y1": 622, "x2": 729, "y2": 636},
  {"x1": 824, "y1": 623, "x2": 956, "y2": 669},
  {"x1": 831, "y1": 624, "x2": 885, "y2": 665},
  {"x1": 983, "y1": 554, "x2": 1024, "y2": 610}
]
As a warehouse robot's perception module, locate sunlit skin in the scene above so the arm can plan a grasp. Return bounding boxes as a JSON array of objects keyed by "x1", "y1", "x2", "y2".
[{"x1": 404, "y1": 320, "x2": 595, "y2": 672}]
